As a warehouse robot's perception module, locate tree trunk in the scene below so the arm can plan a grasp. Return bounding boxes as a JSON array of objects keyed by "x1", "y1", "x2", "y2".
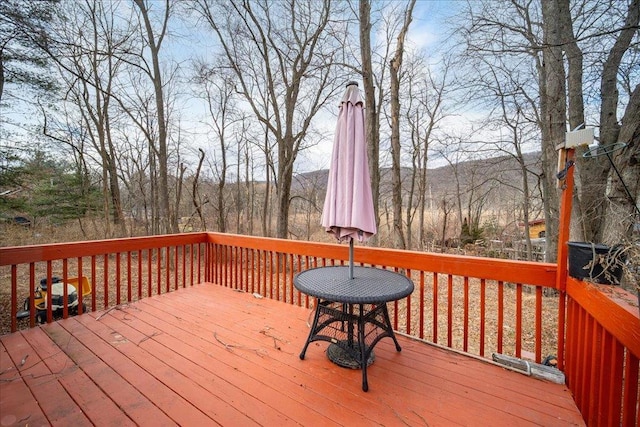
[
  {"x1": 192, "y1": 148, "x2": 207, "y2": 229},
  {"x1": 540, "y1": 0, "x2": 565, "y2": 262},
  {"x1": 359, "y1": 0, "x2": 380, "y2": 242},
  {"x1": 276, "y1": 135, "x2": 295, "y2": 239},
  {"x1": 599, "y1": 0, "x2": 640, "y2": 244},
  {"x1": 133, "y1": 0, "x2": 173, "y2": 235},
  {"x1": 388, "y1": 0, "x2": 416, "y2": 250},
  {"x1": 262, "y1": 127, "x2": 271, "y2": 237},
  {"x1": 601, "y1": 83, "x2": 640, "y2": 243}
]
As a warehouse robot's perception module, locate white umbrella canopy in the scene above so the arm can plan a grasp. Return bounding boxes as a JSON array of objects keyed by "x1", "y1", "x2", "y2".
[{"x1": 321, "y1": 81, "x2": 377, "y2": 278}]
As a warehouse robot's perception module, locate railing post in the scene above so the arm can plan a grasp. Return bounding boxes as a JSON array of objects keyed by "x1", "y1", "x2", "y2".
[{"x1": 556, "y1": 147, "x2": 575, "y2": 370}]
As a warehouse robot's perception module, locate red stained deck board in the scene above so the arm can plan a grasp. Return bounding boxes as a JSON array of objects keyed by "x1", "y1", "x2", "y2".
[
  {"x1": 44, "y1": 321, "x2": 177, "y2": 426},
  {"x1": 1, "y1": 329, "x2": 93, "y2": 426},
  {"x1": 1, "y1": 283, "x2": 585, "y2": 426},
  {"x1": 67, "y1": 313, "x2": 221, "y2": 426},
  {"x1": 120, "y1": 284, "x2": 571, "y2": 424},
  {"x1": 0, "y1": 342, "x2": 49, "y2": 426},
  {"x1": 114, "y1": 295, "x2": 397, "y2": 426},
  {"x1": 88, "y1": 311, "x2": 300, "y2": 427},
  {"x1": 133, "y1": 287, "x2": 439, "y2": 425},
  {"x1": 24, "y1": 326, "x2": 135, "y2": 427},
  {"x1": 155, "y1": 286, "x2": 583, "y2": 426}
]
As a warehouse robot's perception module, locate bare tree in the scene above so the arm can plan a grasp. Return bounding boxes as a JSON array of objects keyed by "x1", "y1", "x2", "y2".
[
  {"x1": 192, "y1": 62, "x2": 242, "y2": 233},
  {"x1": 458, "y1": 0, "x2": 640, "y2": 257},
  {"x1": 388, "y1": 0, "x2": 416, "y2": 250},
  {"x1": 192, "y1": 148, "x2": 207, "y2": 230},
  {"x1": 566, "y1": 0, "x2": 640, "y2": 243},
  {"x1": 131, "y1": 0, "x2": 174, "y2": 234},
  {"x1": 233, "y1": 117, "x2": 253, "y2": 235},
  {"x1": 193, "y1": 0, "x2": 345, "y2": 238},
  {"x1": 38, "y1": 0, "x2": 131, "y2": 237},
  {"x1": 472, "y1": 56, "x2": 544, "y2": 259},
  {"x1": 403, "y1": 56, "x2": 452, "y2": 250},
  {"x1": 359, "y1": 0, "x2": 381, "y2": 236}
]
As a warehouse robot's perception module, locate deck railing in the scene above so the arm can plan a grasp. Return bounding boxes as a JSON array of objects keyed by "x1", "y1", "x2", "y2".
[
  {"x1": 1, "y1": 233, "x2": 210, "y2": 333},
  {"x1": 564, "y1": 277, "x2": 639, "y2": 426},
  {"x1": 1, "y1": 231, "x2": 638, "y2": 425},
  {"x1": 206, "y1": 232, "x2": 561, "y2": 366}
]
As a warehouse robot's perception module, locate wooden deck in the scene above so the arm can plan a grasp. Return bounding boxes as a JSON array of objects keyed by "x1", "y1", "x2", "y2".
[{"x1": 1, "y1": 284, "x2": 584, "y2": 426}]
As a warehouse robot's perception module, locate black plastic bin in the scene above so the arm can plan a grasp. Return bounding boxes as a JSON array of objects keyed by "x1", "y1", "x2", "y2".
[{"x1": 567, "y1": 241, "x2": 624, "y2": 285}]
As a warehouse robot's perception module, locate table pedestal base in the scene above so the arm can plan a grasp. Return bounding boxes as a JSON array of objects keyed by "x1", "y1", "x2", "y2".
[
  {"x1": 327, "y1": 342, "x2": 375, "y2": 369},
  {"x1": 299, "y1": 300, "x2": 402, "y2": 391}
]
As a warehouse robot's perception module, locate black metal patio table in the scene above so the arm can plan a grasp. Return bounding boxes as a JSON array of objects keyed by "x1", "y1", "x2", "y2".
[{"x1": 294, "y1": 265, "x2": 414, "y2": 391}]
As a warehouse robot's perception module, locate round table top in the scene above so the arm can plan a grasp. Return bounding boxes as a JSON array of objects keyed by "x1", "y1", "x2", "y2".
[{"x1": 294, "y1": 266, "x2": 414, "y2": 304}]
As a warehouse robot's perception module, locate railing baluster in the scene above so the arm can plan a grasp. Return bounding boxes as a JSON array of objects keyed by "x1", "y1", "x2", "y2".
[
  {"x1": 46, "y1": 260, "x2": 53, "y2": 323},
  {"x1": 189, "y1": 244, "x2": 194, "y2": 287},
  {"x1": 419, "y1": 271, "x2": 425, "y2": 339},
  {"x1": 586, "y1": 323, "x2": 602, "y2": 425},
  {"x1": 197, "y1": 243, "x2": 202, "y2": 284},
  {"x1": 497, "y1": 281, "x2": 503, "y2": 355},
  {"x1": 29, "y1": 263, "x2": 35, "y2": 327},
  {"x1": 251, "y1": 249, "x2": 256, "y2": 294},
  {"x1": 515, "y1": 283, "x2": 522, "y2": 358},
  {"x1": 261, "y1": 250, "x2": 267, "y2": 297},
  {"x1": 174, "y1": 246, "x2": 179, "y2": 290},
  {"x1": 10, "y1": 265, "x2": 17, "y2": 332},
  {"x1": 565, "y1": 299, "x2": 576, "y2": 388},
  {"x1": 463, "y1": 276, "x2": 469, "y2": 353},
  {"x1": 116, "y1": 252, "x2": 121, "y2": 304},
  {"x1": 432, "y1": 272, "x2": 438, "y2": 344},
  {"x1": 103, "y1": 254, "x2": 109, "y2": 309},
  {"x1": 137, "y1": 250, "x2": 142, "y2": 299},
  {"x1": 181, "y1": 245, "x2": 186, "y2": 289},
  {"x1": 269, "y1": 251, "x2": 274, "y2": 300},
  {"x1": 405, "y1": 269, "x2": 411, "y2": 335},
  {"x1": 233, "y1": 246, "x2": 238, "y2": 290},
  {"x1": 597, "y1": 330, "x2": 613, "y2": 426},
  {"x1": 224, "y1": 244, "x2": 228, "y2": 286},
  {"x1": 165, "y1": 246, "x2": 170, "y2": 293},
  {"x1": 127, "y1": 251, "x2": 132, "y2": 302},
  {"x1": 77, "y1": 257, "x2": 83, "y2": 315},
  {"x1": 447, "y1": 274, "x2": 453, "y2": 348},
  {"x1": 480, "y1": 278, "x2": 486, "y2": 358},
  {"x1": 580, "y1": 312, "x2": 593, "y2": 413},
  {"x1": 621, "y1": 350, "x2": 639, "y2": 426},
  {"x1": 62, "y1": 259, "x2": 68, "y2": 319},
  {"x1": 276, "y1": 252, "x2": 281, "y2": 302},
  {"x1": 575, "y1": 305, "x2": 586, "y2": 409},
  {"x1": 535, "y1": 286, "x2": 542, "y2": 363},
  {"x1": 147, "y1": 249, "x2": 152, "y2": 298},
  {"x1": 156, "y1": 248, "x2": 162, "y2": 295}
]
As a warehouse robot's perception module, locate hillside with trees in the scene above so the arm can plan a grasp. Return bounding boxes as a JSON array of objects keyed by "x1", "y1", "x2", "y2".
[{"x1": 2, "y1": 148, "x2": 546, "y2": 259}]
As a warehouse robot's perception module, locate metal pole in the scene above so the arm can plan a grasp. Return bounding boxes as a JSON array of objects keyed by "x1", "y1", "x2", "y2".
[{"x1": 349, "y1": 238, "x2": 354, "y2": 279}]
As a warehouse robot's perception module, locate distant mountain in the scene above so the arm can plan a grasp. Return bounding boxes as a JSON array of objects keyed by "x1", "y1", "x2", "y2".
[{"x1": 292, "y1": 151, "x2": 543, "y2": 205}]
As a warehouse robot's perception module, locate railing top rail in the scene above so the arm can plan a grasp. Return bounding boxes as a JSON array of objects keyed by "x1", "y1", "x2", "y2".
[
  {"x1": 1, "y1": 231, "x2": 557, "y2": 287},
  {"x1": 0, "y1": 233, "x2": 209, "y2": 266},
  {"x1": 206, "y1": 232, "x2": 557, "y2": 287}
]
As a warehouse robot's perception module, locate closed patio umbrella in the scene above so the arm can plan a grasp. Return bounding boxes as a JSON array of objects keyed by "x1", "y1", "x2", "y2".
[{"x1": 321, "y1": 81, "x2": 376, "y2": 279}]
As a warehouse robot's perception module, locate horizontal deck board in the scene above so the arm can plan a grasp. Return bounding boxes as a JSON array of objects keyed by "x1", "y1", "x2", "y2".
[{"x1": 1, "y1": 283, "x2": 584, "y2": 426}]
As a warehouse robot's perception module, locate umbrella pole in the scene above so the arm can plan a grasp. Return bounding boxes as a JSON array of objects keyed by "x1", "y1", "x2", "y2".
[{"x1": 349, "y1": 238, "x2": 354, "y2": 279}]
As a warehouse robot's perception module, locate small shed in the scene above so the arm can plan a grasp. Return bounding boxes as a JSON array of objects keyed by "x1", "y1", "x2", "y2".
[{"x1": 520, "y1": 219, "x2": 546, "y2": 239}]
